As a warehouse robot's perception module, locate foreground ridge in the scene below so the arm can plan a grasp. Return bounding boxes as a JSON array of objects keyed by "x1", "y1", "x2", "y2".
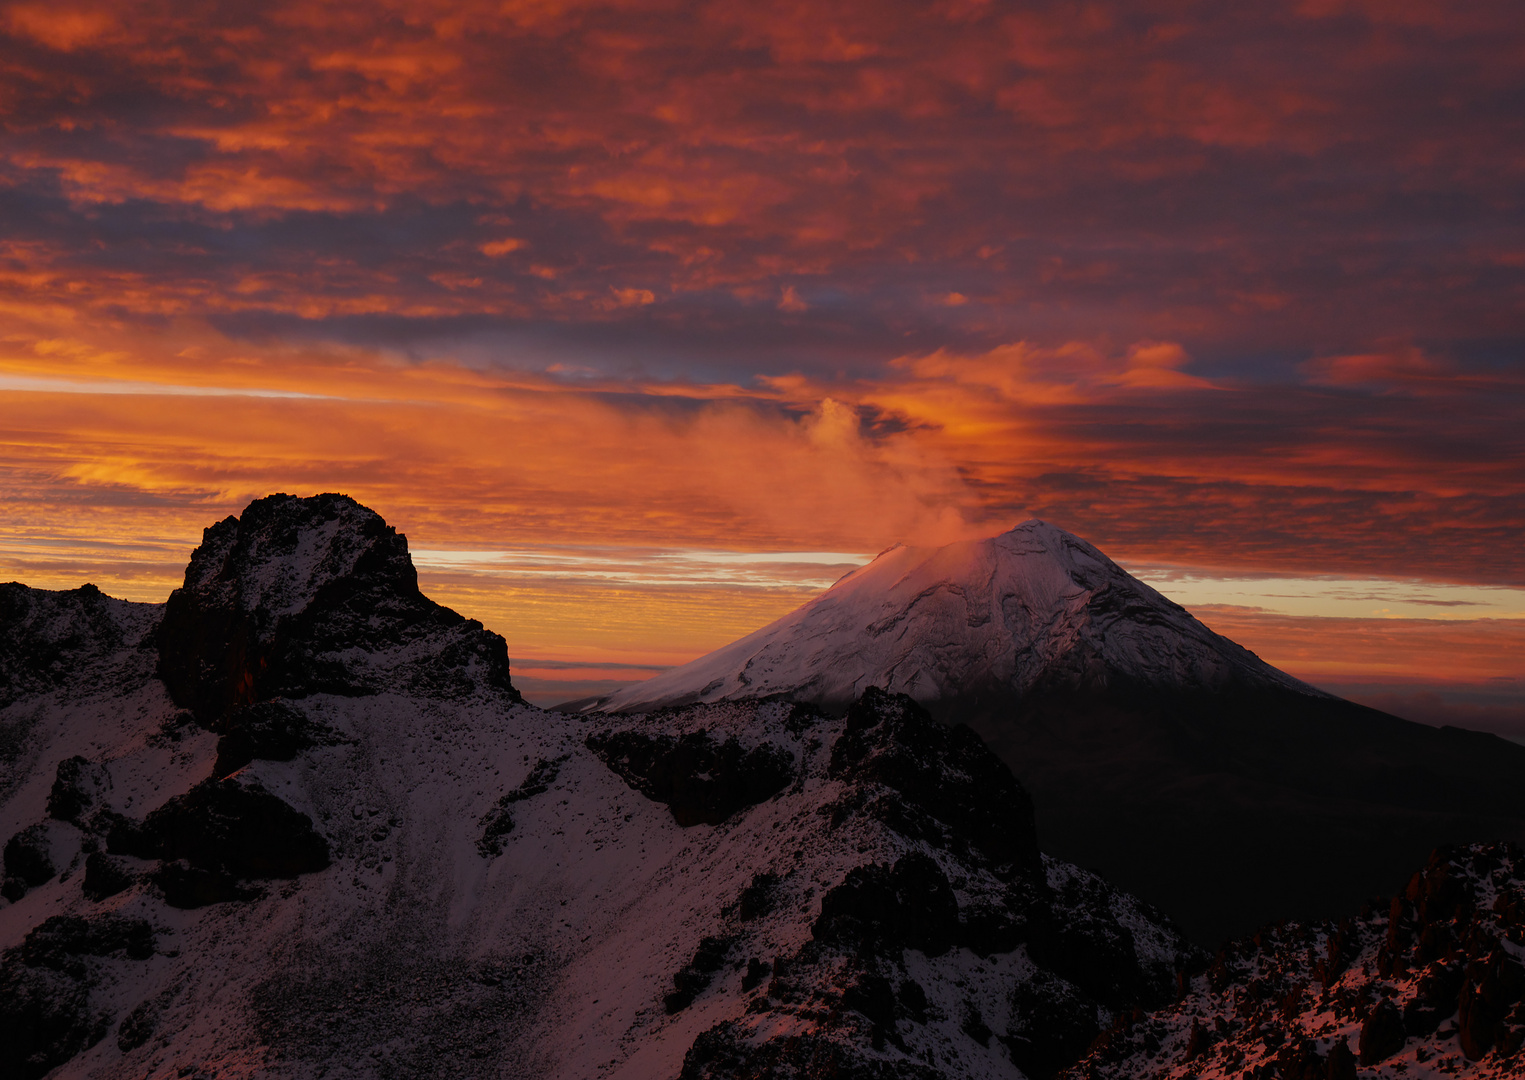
[
  {"x1": 2, "y1": 494, "x2": 1204, "y2": 1080},
  {"x1": 1070, "y1": 843, "x2": 1525, "y2": 1080}
]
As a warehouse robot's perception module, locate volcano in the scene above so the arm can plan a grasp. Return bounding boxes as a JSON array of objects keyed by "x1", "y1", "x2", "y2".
[{"x1": 579, "y1": 522, "x2": 1525, "y2": 943}]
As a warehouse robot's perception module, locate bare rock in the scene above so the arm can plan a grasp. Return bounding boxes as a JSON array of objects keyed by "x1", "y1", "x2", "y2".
[
  {"x1": 212, "y1": 699, "x2": 344, "y2": 778},
  {"x1": 811, "y1": 853, "x2": 959, "y2": 958},
  {"x1": 587, "y1": 729, "x2": 793, "y2": 827},
  {"x1": 155, "y1": 493, "x2": 520, "y2": 722},
  {"x1": 0, "y1": 915, "x2": 156, "y2": 1079},
  {"x1": 665, "y1": 935, "x2": 737, "y2": 1014},
  {"x1": 47, "y1": 756, "x2": 111, "y2": 824},
  {"x1": 1358, "y1": 999, "x2": 1407, "y2": 1064},
  {"x1": 2, "y1": 823, "x2": 55, "y2": 901},
  {"x1": 477, "y1": 755, "x2": 566, "y2": 858},
  {"x1": 81, "y1": 852, "x2": 134, "y2": 902},
  {"x1": 107, "y1": 777, "x2": 328, "y2": 907},
  {"x1": 827, "y1": 687, "x2": 1041, "y2": 874}
]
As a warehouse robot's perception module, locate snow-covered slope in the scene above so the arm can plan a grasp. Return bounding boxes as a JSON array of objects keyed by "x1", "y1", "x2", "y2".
[
  {"x1": 0, "y1": 495, "x2": 1199, "y2": 1080},
  {"x1": 590, "y1": 520, "x2": 1318, "y2": 715}
]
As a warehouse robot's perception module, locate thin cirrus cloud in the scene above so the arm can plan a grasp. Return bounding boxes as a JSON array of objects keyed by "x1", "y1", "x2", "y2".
[{"x1": 0, "y1": 0, "x2": 1522, "y2": 726}]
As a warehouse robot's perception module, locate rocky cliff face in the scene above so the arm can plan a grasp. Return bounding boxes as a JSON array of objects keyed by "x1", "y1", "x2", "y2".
[
  {"x1": 156, "y1": 492, "x2": 519, "y2": 721},
  {"x1": 1069, "y1": 843, "x2": 1525, "y2": 1080},
  {"x1": 0, "y1": 495, "x2": 1197, "y2": 1080}
]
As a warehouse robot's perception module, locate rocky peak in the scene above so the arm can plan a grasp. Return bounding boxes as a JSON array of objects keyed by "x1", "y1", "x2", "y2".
[
  {"x1": 176, "y1": 493, "x2": 414, "y2": 631},
  {"x1": 156, "y1": 492, "x2": 519, "y2": 720}
]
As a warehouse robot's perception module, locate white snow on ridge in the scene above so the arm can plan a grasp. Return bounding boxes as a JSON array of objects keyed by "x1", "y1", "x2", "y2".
[
  {"x1": 0, "y1": 672, "x2": 1125, "y2": 1080},
  {"x1": 594, "y1": 520, "x2": 1320, "y2": 715}
]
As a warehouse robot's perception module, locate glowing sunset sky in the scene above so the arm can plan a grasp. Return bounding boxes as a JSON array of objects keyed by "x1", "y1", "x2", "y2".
[{"x1": 1, "y1": 0, "x2": 1521, "y2": 731}]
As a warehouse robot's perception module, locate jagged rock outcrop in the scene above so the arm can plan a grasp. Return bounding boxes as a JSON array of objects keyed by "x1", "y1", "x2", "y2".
[
  {"x1": 827, "y1": 687, "x2": 1041, "y2": 873},
  {"x1": 106, "y1": 776, "x2": 329, "y2": 907},
  {"x1": 0, "y1": 915, "x2": 157, "y2": 1080},
  {"x1": 582, "y1": 691, "x2": 1198, "y2": 1080},
  {"x1": 156, "y1": 492, "x2": 519, "y2": 721},
  {"x1": 811, "y1": 853, "x2": 962, "y2": 958},
  {"x1": 1068, "y1": 843, "x2": 1525, "y2": 1080},
  {"x1": 586, "y1": 726, "x2": 796, "y2": 827}
]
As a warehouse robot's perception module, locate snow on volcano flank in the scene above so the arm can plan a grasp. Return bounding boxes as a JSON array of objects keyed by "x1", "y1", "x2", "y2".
[
  {"x1": 586, "y1": 520, "x2": 1525, "y2": 950},
  {"x1": 594, "y1": 520, "x2": 1317, "y2": 715}
]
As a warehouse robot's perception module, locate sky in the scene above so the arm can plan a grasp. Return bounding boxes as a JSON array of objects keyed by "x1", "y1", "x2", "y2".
[{"x1": 1, "y1": 0, "x2": 1522, "y2": 731}]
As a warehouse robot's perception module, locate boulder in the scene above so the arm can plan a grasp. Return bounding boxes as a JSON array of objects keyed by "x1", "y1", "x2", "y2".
[
  {"x1": 80, "y1": 852, "x2": 134, "y2": 902},
  {"x1": 665, "y1": 935, "x2": 737, "y2": 1014},
  {"x1": 587, "y1": 729, "x2": 793, "y2": 827},
  {"x1": 3, "y1": 823, "x2": 55, "y2": 900},
  {"x1": 107, "y1": 777, "x2": 329, "y2": 899},
  {"x1": 1358, "y1": 999, "x2": 1407, "y2": 1064},
  {"x1": 47, "y1": 757, "x2": 111, "y2": 824}
]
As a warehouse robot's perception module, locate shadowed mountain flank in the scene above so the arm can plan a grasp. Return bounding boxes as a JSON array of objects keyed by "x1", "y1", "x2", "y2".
[{"x1": 582, "y1": 521, "x2": 1525, "y2": 944}]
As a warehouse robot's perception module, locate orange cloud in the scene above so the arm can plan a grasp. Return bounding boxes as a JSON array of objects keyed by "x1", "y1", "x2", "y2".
[
  {"x1": 0, "y1": 0, "x2": 1521, "y2": 710},
  {"x1": 479, "y1": 238, "x2": 526, "y2": 257},
  {"x1": 4, "y1": 4, "x2": 116, "y2": 50}
]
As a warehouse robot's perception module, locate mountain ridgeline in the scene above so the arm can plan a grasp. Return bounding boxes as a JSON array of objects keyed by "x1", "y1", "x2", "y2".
[{"x1": 0, "y1": 495, "x2": 1521, "y2": 1080}]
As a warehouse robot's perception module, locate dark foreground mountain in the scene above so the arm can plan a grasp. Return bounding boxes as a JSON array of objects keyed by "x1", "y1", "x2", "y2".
[
  {"x1": 1067, "y1": 842, "x2": 1525, "y2": 1079},
  {"x1": 1, "y1": 495, "x2": 1198, "y2": 1080},
  {"x1": 581, "y1": 522, "x2": 1525, "y2": 944}
]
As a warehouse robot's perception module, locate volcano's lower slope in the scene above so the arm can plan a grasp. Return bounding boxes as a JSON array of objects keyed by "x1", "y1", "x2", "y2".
[
  {"x1": 586, "y1": 522, "x2": 1525, "y2": 945},
  {"x1": 1, "y1": 495, "x2": 1198, "y2": 1080}
]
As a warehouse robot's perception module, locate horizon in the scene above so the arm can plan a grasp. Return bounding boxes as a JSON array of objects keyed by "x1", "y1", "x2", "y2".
[
  {"x1": 1, "y1": 2, "x2": 1521, "y2": 739},
  {"x1": 9, "y1": 492, "x2": 1521, "y2": 741}
]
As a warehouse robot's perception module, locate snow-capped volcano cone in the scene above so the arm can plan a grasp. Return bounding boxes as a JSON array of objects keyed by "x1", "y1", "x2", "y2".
[
  {"x1": 585, "y1": 521, "x2": 1525, "y2": 945},
  {"x1": 594, "y1": 519, "x2": 1317, "y2": 713}
]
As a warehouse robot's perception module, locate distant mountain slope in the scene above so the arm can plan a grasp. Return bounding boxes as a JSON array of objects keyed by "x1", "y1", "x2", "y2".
[
  {"x1": 593, "y1": 521, "x2": 1317, "y2": 713},
  {"x1": 579, "y1": 522, "x2": 1525, "y2": 945},
  {"x1": 0, "y1": 495, "x2": 1199, "y2": 1080}
]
